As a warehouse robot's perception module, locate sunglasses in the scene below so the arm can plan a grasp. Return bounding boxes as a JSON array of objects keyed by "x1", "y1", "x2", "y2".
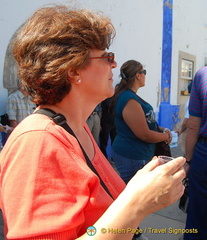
[
  {"x1": 89, "y1": 52, "x2": 115, "y2": 63},
  {"x1": 138, "y1": 69, "x2": 147, "y2": 75}
]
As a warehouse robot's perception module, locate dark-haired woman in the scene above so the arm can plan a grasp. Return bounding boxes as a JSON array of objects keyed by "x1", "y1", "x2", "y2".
[{"x1": 111, "y1": 60, "x2": 172, "y2": 183}]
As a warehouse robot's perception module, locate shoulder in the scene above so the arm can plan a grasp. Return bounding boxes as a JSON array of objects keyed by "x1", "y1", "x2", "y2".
[
  {"x1": 194, "y1": 67, "x2": 207, "y2": 85},
  {"x1": 117, "y1": 90, "x2": 139, "y2": 104},
  {"x1": 118, "y1": 90, "x2": 138, "y2": 102},
  {"x1": 196, "y1": 66, "x2": 207, "y2": 76},
  {"x1": 1, "y1": 114, "x2": 82, "y2": 170},
  {"x1": 115, "y1": 91, "x2": 139, "y2": 114},
  {"x1": 8, "y1": 114, "x2": 74, "y2": 145}
]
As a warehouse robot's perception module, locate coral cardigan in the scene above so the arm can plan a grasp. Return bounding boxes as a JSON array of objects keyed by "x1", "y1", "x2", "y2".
[{"x1": 0, "y1": 114, "x2": 125, "y2": 239}]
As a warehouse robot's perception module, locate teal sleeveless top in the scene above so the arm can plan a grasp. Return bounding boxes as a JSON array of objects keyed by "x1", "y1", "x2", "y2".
[{"x1": 112, "y1": 89, "x2": 157, "y2": 160}]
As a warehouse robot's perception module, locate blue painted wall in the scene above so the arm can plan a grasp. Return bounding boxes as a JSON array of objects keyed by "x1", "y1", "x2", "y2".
[{"x1": 159, "y1": 0, "x2": 180, "y2": 129}]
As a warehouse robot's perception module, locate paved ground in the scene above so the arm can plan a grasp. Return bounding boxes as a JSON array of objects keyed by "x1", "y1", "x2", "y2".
[{"x1": 0, "y1": 145, "x2": 186, "y2": 240}]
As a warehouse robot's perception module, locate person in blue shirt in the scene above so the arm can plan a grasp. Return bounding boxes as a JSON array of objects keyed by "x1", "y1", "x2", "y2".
[
  {"x1": 110, "y1": 60, "x2": 172, "y2": 183},
  {"x1": 184, "y1": 66, "x2": 207, "y2": 240}
]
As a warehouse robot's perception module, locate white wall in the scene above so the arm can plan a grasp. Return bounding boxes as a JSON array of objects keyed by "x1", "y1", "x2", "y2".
[
  {"x1": 1, "y1": 0, "x2": 207, "y2": 115},
  {"x1": 171, "y1": 0, "x2": 207, "y2": 105},
  {"x1": 79, "y1": 0, "x2": 163, "y2": 111},
  {"x1": 0, "y1": 0, "x2": 163, "y2": 114}
]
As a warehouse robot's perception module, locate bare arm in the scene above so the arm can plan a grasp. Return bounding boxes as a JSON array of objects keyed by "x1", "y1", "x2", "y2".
[
  {"x1": 178, "y1": 118, "x2": 189, "y2": 135},
  {"x1": 185, "y1": 115, "x2": 201, "y2": 161},
  {"x1": 122, "y1": 99, "x2": 169, "y2": 143}
]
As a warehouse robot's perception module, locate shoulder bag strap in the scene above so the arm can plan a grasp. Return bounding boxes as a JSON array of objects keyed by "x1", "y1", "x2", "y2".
[{"x1": 34, "y1": 108, "x2": 113, "y2": 199}]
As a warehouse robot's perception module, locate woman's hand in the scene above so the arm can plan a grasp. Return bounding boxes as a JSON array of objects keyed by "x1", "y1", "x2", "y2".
[
  {"x1": 82, "y1": 157, "x2": 186, "y2": 240},
  {"x1": 0, "y1": 124, "x2": 13, "y2": 133},
  {"x1": 163, "y1": 128, "x2": 172, "y2": 144},
  {"x1": 5, "y1": 125, "x2": 14, "y2": 133},
  {"x1": 125, "y1": 156, "x2": 186, "y2": 217}
]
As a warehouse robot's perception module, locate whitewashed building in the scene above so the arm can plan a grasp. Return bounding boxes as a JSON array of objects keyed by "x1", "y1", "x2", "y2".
[{"x1": 1, "y1": 0, "x2": 207, "y2": 130}]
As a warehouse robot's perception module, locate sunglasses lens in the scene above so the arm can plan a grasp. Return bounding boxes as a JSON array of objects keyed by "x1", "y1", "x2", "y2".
[
  {"x1": 139, "y1": 69, "x2": 146, "y2": 75},
  {"x1": 108, "y1": 52, "x2": 115, "y2": 63}
]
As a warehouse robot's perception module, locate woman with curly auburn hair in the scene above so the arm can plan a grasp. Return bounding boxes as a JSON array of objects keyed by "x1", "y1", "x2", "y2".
[
  {"x1": 12, "y1": 5, "x2": 115, "y2": 105},
  {"x1": 0, "y1": 5, "x2": 186, "y2": 240}
]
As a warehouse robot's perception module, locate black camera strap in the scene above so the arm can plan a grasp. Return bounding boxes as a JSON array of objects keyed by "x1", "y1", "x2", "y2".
[{"x1": 34, "y1": 108, "x2": 113, "y2": 199}]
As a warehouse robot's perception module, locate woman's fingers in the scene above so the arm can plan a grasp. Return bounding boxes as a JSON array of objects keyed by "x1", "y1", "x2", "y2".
[
  {"x1": 141, "y1": 156, "x2": 160, "y2": 172},
  {"x1": 159, "y1": 157, "x2": 186, "y2": 176},
  {"x1": 142, "y1": 156, "x2": 186, "y2": 180}
]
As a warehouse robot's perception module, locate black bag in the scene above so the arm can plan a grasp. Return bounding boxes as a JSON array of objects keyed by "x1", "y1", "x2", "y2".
[
  {"x1": 155, "y1": 124, "x2": 171, "y2": 157},
  {"x1": 0, "y1": 114, "x2": 10, "y2": 126},
  {"x1": 155, "y1": 141, "x2": 171, "y2": 157},
  {"x1": 179, "y1": 178, "x2": 189, "y2": 213}
]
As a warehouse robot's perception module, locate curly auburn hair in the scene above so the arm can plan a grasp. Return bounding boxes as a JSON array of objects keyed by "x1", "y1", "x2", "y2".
[{"x1": 12, "y1": 5, "x2": 115, "y2": 105}]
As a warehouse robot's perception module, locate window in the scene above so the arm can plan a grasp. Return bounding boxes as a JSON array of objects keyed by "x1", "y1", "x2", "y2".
[
  {"x1": 181, "y1": 59, "x2": 193, "y2": 80},
  {"x1": 180, "y1": 58, "x2": 194, "y2": 95}
]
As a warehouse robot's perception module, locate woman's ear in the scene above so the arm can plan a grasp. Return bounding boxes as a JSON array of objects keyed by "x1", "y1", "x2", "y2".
[
  {"x1": 135, "y1": 72, "x2": 140, "y2": 80},
  {"x1": 67, "y1": 68, "x2": 81, "y2": 84}
]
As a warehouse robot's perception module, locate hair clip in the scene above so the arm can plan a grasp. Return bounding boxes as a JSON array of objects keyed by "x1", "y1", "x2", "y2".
[{"x1": 120, "y1": 71, "x2": 127, "y2": 80}]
